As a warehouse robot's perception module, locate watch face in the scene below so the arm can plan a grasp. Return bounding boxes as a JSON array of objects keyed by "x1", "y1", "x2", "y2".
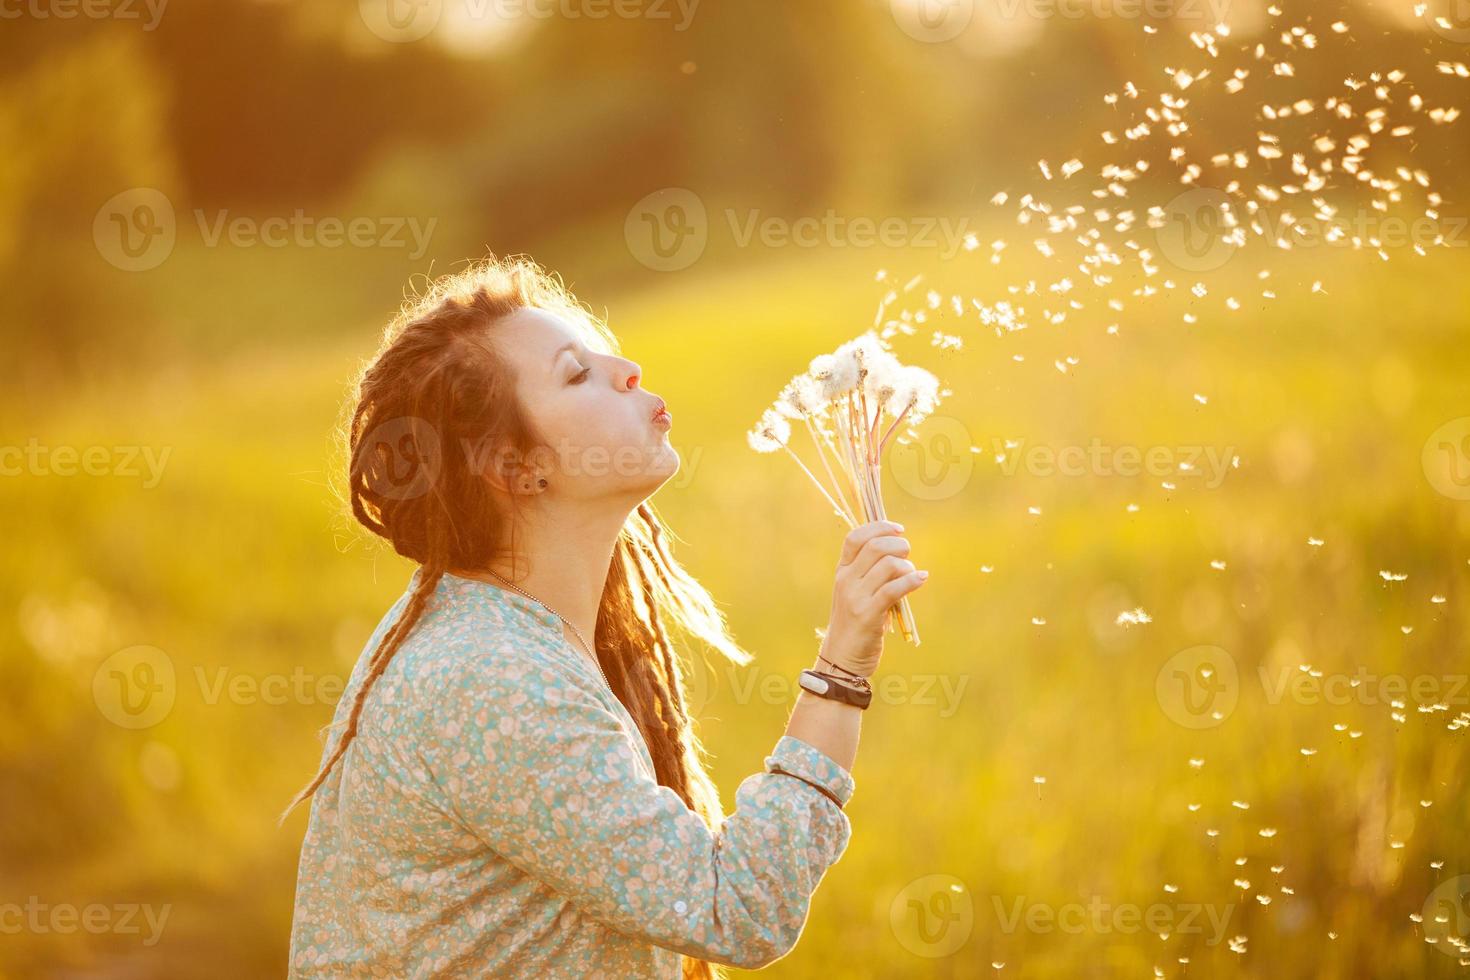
[{"x1": 799, "y1": 672, "x2": 831, "y2": 695}]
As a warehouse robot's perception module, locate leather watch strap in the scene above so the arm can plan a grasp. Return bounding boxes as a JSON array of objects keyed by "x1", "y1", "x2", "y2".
[{"x1": 797, "y1": 669, "x2": 873, "y2": 710}]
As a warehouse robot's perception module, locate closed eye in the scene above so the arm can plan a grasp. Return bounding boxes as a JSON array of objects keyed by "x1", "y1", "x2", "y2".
[{"x1": 568, "y1": 366, "x2": 591, "y2": 385}]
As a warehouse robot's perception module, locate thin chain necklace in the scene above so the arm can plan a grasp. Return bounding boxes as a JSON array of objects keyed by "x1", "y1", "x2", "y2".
[{"x1": 481, "y1": 568, "x2": 612, "y2": 693}]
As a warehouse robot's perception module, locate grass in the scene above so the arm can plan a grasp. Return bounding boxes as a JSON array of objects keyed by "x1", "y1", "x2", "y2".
[{"x1": 1, "y1": 230, "x2": 1468, "y2": 978}]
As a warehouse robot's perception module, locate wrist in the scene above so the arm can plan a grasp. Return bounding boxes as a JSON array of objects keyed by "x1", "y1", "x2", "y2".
[{"x1": 813, "y1": 648, "x2": 872, "y2": 683}]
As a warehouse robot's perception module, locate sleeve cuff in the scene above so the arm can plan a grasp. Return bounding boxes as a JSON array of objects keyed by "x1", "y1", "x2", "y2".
[{"x1": 764, "y1": 735, "x2": 856, "y2": 809}]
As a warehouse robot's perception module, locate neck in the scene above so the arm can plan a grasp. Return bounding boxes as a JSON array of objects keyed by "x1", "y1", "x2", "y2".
[{"x1": 461, "y1": 502, "x2": 633, "y2": 647}]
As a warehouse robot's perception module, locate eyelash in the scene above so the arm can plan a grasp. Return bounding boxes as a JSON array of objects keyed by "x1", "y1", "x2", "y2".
[{"x1": 569, "y1": 366, "x2": 591, "y2": 385}]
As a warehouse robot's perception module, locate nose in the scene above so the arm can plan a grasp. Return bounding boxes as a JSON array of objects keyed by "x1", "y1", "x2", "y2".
[{"x1": 621, "y1": 360, "x2": 641, "y2": 390}]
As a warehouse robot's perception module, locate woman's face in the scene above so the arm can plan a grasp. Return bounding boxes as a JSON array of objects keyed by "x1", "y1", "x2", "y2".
[{"x1": 495, "y1": 307, "x2": 678, "y2": 502}]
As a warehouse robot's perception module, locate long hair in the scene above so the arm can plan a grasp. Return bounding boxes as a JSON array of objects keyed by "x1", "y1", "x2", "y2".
[{"x1": 284, "y1": 254, "x2": 752, "y2": 980}]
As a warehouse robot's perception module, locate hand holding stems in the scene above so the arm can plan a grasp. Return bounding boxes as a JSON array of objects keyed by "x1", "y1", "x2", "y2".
[
  {"x1": 748, "y1": 331, "x2": 943, "y2": 646},
  {"x1": 819, "y1": 521, "x2": 929, "y2": 679}
]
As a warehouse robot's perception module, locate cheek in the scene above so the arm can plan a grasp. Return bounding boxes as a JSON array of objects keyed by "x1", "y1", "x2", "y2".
[{"x1": 545, "y1": 398, "x2": 634, "y2": 454}]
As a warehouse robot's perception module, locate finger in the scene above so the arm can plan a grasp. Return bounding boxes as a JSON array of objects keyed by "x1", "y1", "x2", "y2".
[
  {"x1": 872, "y1": 569, "x2": 929, "y2": 608},
  {"x1": 838, "y1": 520, "x2": 904, "y2": 566},
  {"x1": 849, "y1": 534, "x2": 912, "y2": 580},
  {"x1": 858, "y1": 553, "x2": 917, "y2": 593}
]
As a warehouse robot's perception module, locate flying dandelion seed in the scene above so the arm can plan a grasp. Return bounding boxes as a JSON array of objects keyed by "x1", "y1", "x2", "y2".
[{"x1": 1115, "y1": 608, "x2": 1153, "y2": 626}]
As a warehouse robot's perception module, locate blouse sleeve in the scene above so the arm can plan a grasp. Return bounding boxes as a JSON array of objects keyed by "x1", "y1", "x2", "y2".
[{"x1": 418, "y1": 644, "x2": 854, "y2": 971}]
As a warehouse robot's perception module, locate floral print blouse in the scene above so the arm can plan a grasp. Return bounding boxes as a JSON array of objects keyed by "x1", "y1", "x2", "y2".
[{"x1": 289, "y1": 569, "x2": 855, "y2": 977}]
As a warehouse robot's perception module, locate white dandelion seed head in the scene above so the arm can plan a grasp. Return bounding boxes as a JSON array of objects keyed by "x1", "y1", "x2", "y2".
[
  {"x1": 746, "y1": 408, "x2": 791, "y2": 453},
  {"x1": 808, "y1": 351, "x2": 859, "y2": 400},
  {"x1": 775, "y1": 373, "x2": 825, "y2": 418},
  {"x1": 887, "y1": 364, "x2": 943, "y2": 423},
  {"x1": 836, "y1": 331, "x2": 892, "y2": 379},
  {"x1": 861, "y1": 347, "x2": 904, "y2": 405}
]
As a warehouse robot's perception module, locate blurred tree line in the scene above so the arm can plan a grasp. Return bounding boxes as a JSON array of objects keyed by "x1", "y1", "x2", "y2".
[{"x1": 0, "y1": 0, "x2": 1464, "y2": 378}]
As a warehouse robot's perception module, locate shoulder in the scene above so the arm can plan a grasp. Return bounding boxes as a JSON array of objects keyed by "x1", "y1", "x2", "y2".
[
  {"x1": 390, "y1": 587, "x2": 566, "y2": 698},
  {"x1": 350, "y1": 577, "x2": 581, "y2": 739}
]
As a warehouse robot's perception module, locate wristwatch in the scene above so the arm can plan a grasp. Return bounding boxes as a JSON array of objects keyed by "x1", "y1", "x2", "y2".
[{"x1": 798, "y1": 669, "x2": 873, "y2": 710}]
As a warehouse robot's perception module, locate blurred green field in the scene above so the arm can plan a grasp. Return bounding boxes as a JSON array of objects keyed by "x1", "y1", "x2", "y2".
[{"x1": 2, "y1": 227, "x2": 1468, "y2": 978}]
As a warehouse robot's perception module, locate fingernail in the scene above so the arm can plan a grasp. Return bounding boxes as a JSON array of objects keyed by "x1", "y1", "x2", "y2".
[
  {"x1": 892, "y1": 522, "x2": 905, "y2": 531},
  {"x1": 918, "y1": 570, "x2": 930, "y2": 580}
]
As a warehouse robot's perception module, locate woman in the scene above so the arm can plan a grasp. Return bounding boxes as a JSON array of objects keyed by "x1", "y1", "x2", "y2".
[{"x1": 284, "y1": 255, "x2": 928, "y2": 978}]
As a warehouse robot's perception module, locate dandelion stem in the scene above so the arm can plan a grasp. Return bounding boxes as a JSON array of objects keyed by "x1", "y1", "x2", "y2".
[
  {"x1": 878, "y1": 401, "x2": 914, "y2": 454},
  {"x1": 781, "y1": 444, "x2": 856, "y2": 528},
  {"x1": 803, "y1": 417, "x2": 858, "y2": 525}
]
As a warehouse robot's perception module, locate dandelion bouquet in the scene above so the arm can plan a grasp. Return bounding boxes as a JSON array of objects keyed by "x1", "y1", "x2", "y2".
[{"x1": 747, "y1": 331, "x2": 945, "y2": 646}]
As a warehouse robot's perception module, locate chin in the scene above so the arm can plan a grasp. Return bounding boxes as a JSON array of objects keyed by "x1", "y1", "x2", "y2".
[{"x1": 633, "y1": 442, "x2": 681, "y2": 495}]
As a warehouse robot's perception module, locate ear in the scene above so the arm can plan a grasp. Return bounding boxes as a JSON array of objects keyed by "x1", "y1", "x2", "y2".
[{"x1": 470, "y1": 438, "x2": 547, "y2": 495}]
